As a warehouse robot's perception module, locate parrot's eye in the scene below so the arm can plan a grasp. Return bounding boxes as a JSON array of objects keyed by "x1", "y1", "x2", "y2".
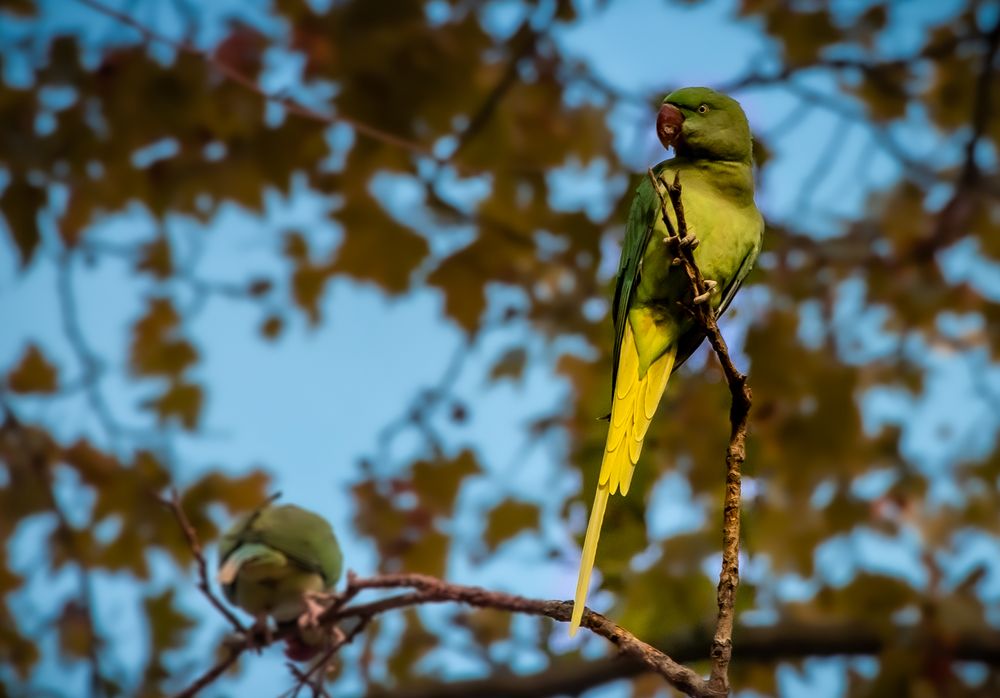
[{"x1": 698, "y1": 104, "x2": 710, "y2": 114}]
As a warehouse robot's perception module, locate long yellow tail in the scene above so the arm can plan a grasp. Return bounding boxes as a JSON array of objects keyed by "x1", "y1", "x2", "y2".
[{"x1": 570, "y1": 323, "x2": 675, "y2": 635}]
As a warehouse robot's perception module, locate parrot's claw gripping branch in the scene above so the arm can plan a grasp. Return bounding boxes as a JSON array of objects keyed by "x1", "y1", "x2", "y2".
[
  {"x1": 647, "y1": 168, "x2": 753, "y2": 697},
  {"x1": 693, "y1": 279, "x2": 718, "y2": 305}
]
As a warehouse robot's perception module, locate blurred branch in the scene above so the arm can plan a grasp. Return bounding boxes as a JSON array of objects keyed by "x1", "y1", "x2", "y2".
[
  {"x1": 450, "y1": 22, "x2": 539, "y2": 159},
  {"x1": 55, "y1": 252, "x2": 124, "y2": 447},
  {"x1": 173, "y1": 568, "x2": 709, "y2": 697},
  {"x1": 720, "y1": 28, "x2": 976, "y2": 93},
  {"x1": 373, "y1": 335, "x2": 468, "y2": 468},
  {"x1": 914, "y1": 11, "x2": 1000, "y2": 259},
  {"x1": 156, "y1": 490, "x2": 247, "y2": 635},
  {"x1": 174, "y1": 645, "x2": 243, "y2": 698},
  {"x1": 73, "y1": 0, "x2": 437, "y2": 159},
  {"x1": 649, "y1": 171, "x2": 752, "y2": 695},
  {"x1": 370, "y1": 620, "x2": 1000, "y2": 698}
]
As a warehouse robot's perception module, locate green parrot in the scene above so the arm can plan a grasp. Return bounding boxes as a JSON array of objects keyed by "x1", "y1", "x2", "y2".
[
  {"x1": 218, "y1": 503, "x2": 343, "y2": 658},
  {"x1": 570, "y1": 87, "x2": 763, "y2": 635}
]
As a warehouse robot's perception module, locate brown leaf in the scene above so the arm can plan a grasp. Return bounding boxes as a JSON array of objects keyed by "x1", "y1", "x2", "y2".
[
  {"x1": 291, "y1": 262, "x2": 332, "y2": 325},
  {"x1": 129, "y1": 298, "x2": 198, "y2": 377},
  {"x1": 145, "y1": 589, "x2": 195, "y2": 655},
  {"x1": 333, "y1": 198, "x2": 429, "y2": 295},
  {"x1": 399, "y1": 528, "x2": 449, "y2": 578},
  {"x1": 56, "y1": 601, "x2": 95, "y2": 660},
  {"x1": 260, "y1": 314, "x2": 284, "y2": 340},
  {"x1": 146, "y1": 381, "x2": 204, "y2": 430},
  {"x1": 7, "y1": 344, "x2": 58, "y2": 394},
  {"x1": 0, "y1": 176, "x2": 45, "y2": 267},
  {"x1": 489, "y1": 347, "x2": 527, "y2": 383},
  {"x1": 426, "y1": 246, "x2": 488, "y2": 333},
  {"x1": 483, "y1": 499, "x2": 539, "y2": 551},
  {"x1": 136, "y1": 236, "x2": 173, "y2": 279},
  {"x1": 411, "y1": 450, "x2": 480, "y2": 516}
]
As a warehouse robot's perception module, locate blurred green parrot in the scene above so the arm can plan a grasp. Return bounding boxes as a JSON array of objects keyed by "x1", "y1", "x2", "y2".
[
  {"x1": 218, "y1": 503, "x2": 343, "y2": 659},
  {"x1": 570, "y1": 87, "x2": 763, "y2": 635}
]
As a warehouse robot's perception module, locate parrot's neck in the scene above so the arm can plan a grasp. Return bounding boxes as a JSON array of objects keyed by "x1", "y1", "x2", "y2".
[{"x1": 669, "y1": 156, "x2": 755, "y2": 206}]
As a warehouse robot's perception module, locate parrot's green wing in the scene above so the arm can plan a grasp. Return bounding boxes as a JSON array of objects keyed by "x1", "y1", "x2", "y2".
[
  {"x1": 610, "y1": 170, "x2": 662, "y2": 396},
  {"x1": 220, "y1": 504, "x2": 342, "y2": 586}
]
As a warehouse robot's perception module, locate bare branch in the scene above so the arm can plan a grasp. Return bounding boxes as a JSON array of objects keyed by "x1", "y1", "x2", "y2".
[
  {"x1": 370, "y1": 620, "x2": 1000, "y2": 698},
  {"x1": 173, "y1": 568, "x2": 707, "y2": 697},
  {"x1": 156, "y1": 490, "x2": 247, "y2": 635}
]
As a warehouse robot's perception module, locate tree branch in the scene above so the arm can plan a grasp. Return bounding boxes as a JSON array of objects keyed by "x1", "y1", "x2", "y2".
[
  {"x1": 156, "y1": 490, "x2": 247, "y2": 635},
  {"x1": 172, "y1": 568, "x2": 708, "y2": 698},
  {"x1": 369, "y1": 620, "x2": 1000, "y2": 698},
  {"x1": 648, "y1": 170, "x2": 752, "y2": 696},
  {"x1": 73, "y1": 0, "x2": 436, "y2": 159}
]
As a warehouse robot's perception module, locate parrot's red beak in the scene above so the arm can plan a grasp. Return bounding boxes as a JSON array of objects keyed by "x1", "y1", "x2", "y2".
[{"x1": 656, "y1": 103, "x2": 684, "y2": 150}]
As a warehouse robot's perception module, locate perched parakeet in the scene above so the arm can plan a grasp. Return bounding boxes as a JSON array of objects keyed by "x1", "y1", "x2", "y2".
[
  {"x1": 218, "y1": 503, "x2": 343, "y2": 656},
  {"x1": 570, "y1": 87, "x2": 763, "y2": 635}
]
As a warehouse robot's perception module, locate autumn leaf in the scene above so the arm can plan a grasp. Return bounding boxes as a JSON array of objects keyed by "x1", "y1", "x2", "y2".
[
  {"x1": 483, "y1": 499, "x2": 539, "y2": 551},
  {"x1": 489, "y1": 347, "x2": 527, "y2": 383},
  {"x1": 0, "y1": 176, "x2": 45, "y2": 268},
  {"x1": 411, "y1": 450, "x2": 480, "y2": 516},
  {"x1": 129, "y1": 298, "x2": 198, "y2": 377},
  {"x1": 146, "y1": 381, "x2": 204, "y2": 430},
  {"x1": 7, "y1": 344, "x2": 58, "y2": 394},
  {"x1": 136, "y1": 236, "x2": 173, "y2": 279},
  {"x1": 333, "y1": 198, "x2": 430, "y2": 295}
]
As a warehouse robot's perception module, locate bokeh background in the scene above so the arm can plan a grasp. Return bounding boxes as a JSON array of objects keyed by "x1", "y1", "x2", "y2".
[{"x1": 2, "y1": 0, "x2": 999, "y2": 696}]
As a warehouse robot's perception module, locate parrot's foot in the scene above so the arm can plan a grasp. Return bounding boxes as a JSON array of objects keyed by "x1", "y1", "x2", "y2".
[
  {"x1": 692, "y1": 279, "x2": 718, "y2": 304},
  {"x1": 664, "y1": 231, "x2": 699, "y2": 264},
  {"x1": 298, "y1": 592, "x2": 329, "y2": 630},
  {"x1": 680, "y1": 234, "x2": 700, "y2": 250}
]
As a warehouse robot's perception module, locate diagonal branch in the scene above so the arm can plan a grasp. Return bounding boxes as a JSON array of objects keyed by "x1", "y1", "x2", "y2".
[
  {"x1": 370, "y1": 620, "x2": 1000, "y2": 698},
  {"x1": 73, "y1": 0, "x2": 435, "y2": 159},
  {"x1": 156, "y1": 490, "x2": 247, "y2": 635},
  {"x1": 914, "y1": 12, "x2": 1000, "y2": 258}
]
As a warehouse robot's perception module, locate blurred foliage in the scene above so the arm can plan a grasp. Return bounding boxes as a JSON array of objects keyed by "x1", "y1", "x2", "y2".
[{"x1": 1, "y1": 0, "x2": 999, "y2": 696}]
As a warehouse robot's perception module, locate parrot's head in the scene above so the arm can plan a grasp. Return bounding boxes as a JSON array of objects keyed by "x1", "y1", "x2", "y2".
[{"x1": 657, "y1": 87, "x2": 751, "y2": 162}]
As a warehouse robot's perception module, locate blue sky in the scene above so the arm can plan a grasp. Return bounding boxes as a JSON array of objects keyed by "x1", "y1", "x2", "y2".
[{"x1": 2, "y1": 0, "x2": 998, "y2": 696}]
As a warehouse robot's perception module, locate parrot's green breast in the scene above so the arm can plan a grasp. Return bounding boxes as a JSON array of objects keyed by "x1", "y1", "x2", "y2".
[{"x1": 228, "y1": 556, "x2": 328, "y2": 622}]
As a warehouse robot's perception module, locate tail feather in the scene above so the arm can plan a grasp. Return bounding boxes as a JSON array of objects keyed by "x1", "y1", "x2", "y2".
[
  {"x1": 570, "y1": 483, "x2": 609, "y2": 636},
  {"x1": 570, "y1": 323, "x2": 676, "y2": 636}
]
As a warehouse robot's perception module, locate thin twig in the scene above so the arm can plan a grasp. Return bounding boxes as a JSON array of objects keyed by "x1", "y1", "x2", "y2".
[
  {"x1": 157, "y1": 490, "x2": 247, "y2": 635},
  {"x1": 174, "y1": 645, "x2": 244, "y2": 698}
]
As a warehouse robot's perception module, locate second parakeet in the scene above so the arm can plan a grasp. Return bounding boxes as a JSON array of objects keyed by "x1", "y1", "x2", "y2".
[
  {"x1": 570, "y1": 87, "x2": 763, "y2": 635},
  {"x1": 218, "y1": 503, "x2": 343, "y2": 658}
]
